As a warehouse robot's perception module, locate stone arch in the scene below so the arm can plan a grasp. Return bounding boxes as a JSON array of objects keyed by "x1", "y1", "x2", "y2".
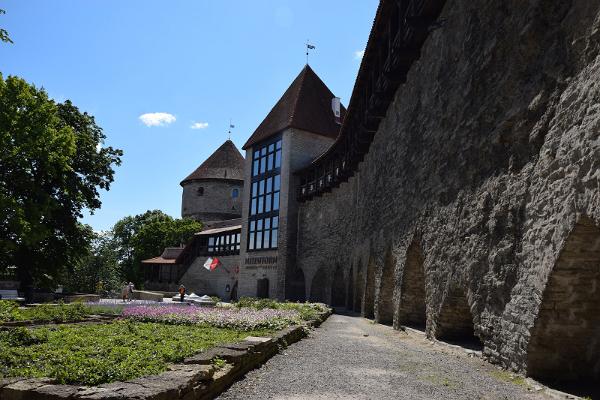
[
  {"x1": 398, "y1": 242, "x2": 427, "y2": 329},
  {"x1": 363, "y1": 257, "x2": 376, "y2": 319},
  {"x1": 346, "y1": 265, "x2": 354, "y2": 309},
  {"x1": 435, "y1": 286, "x2": 481, "y2": 347},
  {"x1": 309, "y1": 268, "x2": 328, "y2": 303},
  {"x1": 331, "y1": 265, "x2": 346, "y2": 308},
  {"x1": 527, "y1": 217, "x2": 600, "y2": 384},
  {"x1": 376, "y1": 248, "x2": 396, "y2": 324},
  {"x1": 353, "y1": 264, "x2": 363, "y2": 312},
  {"x1": 287, "y1": 268, "x2": 306, "y2": 302}
]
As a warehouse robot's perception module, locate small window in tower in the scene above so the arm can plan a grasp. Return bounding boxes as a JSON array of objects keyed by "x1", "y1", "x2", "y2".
[
  {"x1": 232, "y1": 188, "x2": 239, "y2": 199},
  {"x1": 197, "y1": 187, "x2": 204, "y2": 196}
]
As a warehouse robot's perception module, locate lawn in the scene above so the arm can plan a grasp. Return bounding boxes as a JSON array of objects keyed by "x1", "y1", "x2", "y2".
[
  {"x1": 0, "y1": 299, "x2": 329, "y2": 386},
  {"x1": 0, "y1": 321, "x2": 270, "y2": 385}
]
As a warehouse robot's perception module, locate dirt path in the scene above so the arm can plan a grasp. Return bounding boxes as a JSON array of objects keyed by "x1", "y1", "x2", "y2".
[{"x1": 218, "y1": 314, "x2": 553, "y2": 400}]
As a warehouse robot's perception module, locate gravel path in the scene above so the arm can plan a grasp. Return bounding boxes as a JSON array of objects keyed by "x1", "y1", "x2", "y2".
[{"x1": 218, "y1": 314, "x2": 551, "y2": 400}]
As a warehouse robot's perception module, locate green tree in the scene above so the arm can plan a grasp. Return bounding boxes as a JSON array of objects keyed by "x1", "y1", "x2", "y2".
[
  {"x1": 0, "y1": 9, "x2": 12, "y2": 44},
  {"x1": 0, "y1": 75, "x2": 122, "y2": 297},
  {"x1": 63, "y1": 231, "x2": 122, "y2": 295},
  {"x1": 131, "y1": 217, "x2": 203, "y2": 280},
  {"x1": 112, "y1": 210, "x2": 172, "y2": 284}
]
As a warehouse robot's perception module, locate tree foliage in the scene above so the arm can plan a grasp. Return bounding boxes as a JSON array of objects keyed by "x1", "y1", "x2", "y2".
[
  {"x1": 63, "y1": 231, "x2": 122, "y2": 295},
  {"x1": 0, "y1": 75, "x2": 122, "y2": 291},
  {"x1": 112, "y1": 210, "x2": 172, "y2": 284},
  {"x1": 0, "y1": 9, "x2": 12, "y2": 44},
  {"x1": 111, "y1": 211, "x2": 202, "y2": 286}
]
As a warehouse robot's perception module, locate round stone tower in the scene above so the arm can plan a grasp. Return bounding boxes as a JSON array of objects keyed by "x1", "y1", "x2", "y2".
[{"x1": 180, "y1": 140, "x2": 245, "y2": 223}]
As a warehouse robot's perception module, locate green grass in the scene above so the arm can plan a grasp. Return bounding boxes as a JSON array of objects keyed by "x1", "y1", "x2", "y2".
[
  {"x1": 490, "y1": 370, "x2": 527, "y2": 387},
  {"x1": 423, "y1": 373, "x2": 459, "y2": 389},
  {"x1": 234, "y1": 297, "x2": 330, "y2": 321},
  {"x1": 0, "y1": 321, "x2": 270, "y2": 385}
]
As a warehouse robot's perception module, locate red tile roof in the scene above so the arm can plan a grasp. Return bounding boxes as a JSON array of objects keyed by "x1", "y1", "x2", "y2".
[
  {"x1": 242, "y1": 65, "x2": 346, "y2": 149},
  {"x1": 142, "y1": 247, "x2": 184, "y2": 264},
  {"x1": 181, "y1": 140, "x2": 245, "y2": 185}
]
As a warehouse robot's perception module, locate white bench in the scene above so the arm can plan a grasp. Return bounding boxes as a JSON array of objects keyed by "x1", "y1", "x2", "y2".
[{"x1": 0, "y1": 289, "x2": 25, "y2": 302}]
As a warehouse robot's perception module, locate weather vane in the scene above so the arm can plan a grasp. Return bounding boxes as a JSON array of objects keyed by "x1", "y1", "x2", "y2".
[
  {"x1": 228, "y1": 119, "x2": 235, "y2": 141},
  {"x1": 306, "y1": 40, "x2": 315, "y2": 65}
]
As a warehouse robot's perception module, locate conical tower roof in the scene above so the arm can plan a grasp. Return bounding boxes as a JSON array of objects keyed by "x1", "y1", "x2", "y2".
[
  {"x1": 180, "y1": 140, "x2": 245, "y2": 186},
  {"x1": 242, "y1": 65, "x2": 346, "y2": 149}
]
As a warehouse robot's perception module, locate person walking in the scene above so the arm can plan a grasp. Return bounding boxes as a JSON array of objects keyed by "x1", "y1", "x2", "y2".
[
  {"x1": 178, "y1": 284, "x2": 186, "y2": 302},
  {"x1": 127, "y1": 282, "x2": 135, "y2": 302}
]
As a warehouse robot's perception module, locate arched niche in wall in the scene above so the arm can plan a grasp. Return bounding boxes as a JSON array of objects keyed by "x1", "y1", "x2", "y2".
[
  {"x1": 527, "y1": 217, "x2": 600, "y2": 389},
  {"x1": 331, "y1": 265, "x2": 346, "y2": 308},
  {"x1": 377, "y1": 248, "x2": 396, "y2": 325},
  {"x1": 310, "y1": 268, "x2": 328, "y2": 303},
  {"x1": 398, "y1": 242, "x2": 427, "y2": 329},
  {"x1": 434, "y1": 285, "x2": 482, "y2": 350},
  {"x1": 363, "y1": 257, "x2": 376, "y2": 319},
  {"x1": 287, "y1": 268, "x2": 306, "y2": 302}
]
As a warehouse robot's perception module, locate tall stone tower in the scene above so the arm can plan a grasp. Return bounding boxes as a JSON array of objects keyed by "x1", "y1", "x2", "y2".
[{"x1": 180, "y1": 140, "x2": 245, "y2": 224}]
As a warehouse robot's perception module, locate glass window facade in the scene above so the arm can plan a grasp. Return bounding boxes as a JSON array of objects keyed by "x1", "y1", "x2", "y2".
[
  {"x1": 208, "y1": 232, "x2": 241, "y2": 254},
  {"x1": 248, "y1": 137, "x2": 281, "y2": 251}
]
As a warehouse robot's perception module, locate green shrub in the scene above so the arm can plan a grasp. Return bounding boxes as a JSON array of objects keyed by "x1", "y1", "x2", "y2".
[
  {"x1": 0, "y1": 327, "x2": 48, "y2": 346},
  {"x1": 0, "y1": 321, "x2": 269, "y2": 385},
  {"x1": 0, "y1": 301, "x2": 101, "y2": 323},
  {"x1": 234, "y1": 297, "x2": 330, "y2": 321},
  {"x1": 0, "y1": 300, "x2": 19, "y2": 322}
]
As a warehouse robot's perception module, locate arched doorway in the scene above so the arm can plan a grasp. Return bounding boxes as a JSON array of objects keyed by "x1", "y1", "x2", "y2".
[
  {"x1": 398, "y1": 242, "x2": 427, "y2": 329},
  {"x1": 256, "y1": 278, "x2": 269, "y2": 299},
  {"x1": 435, "y1": 286, "x2": 481, "y2": 349},
  {"x1": 331, "y1": 266, "x2": 345, "y2": 308},
  {"x1": 287, "y1": 268, "x2": 306, "y2": 302},
  {"x1": 363, "y1": 258, "x2": 376, "y2": 319},
  {"x1": 310, "y1": 268, "x2": 328, "y2": 303},
  {"x1": 527, "y1": 217, "x2": 600, "y2": 391},
  {"x1": 377, "y1": 249, "x2": 396, "y2": 324}
]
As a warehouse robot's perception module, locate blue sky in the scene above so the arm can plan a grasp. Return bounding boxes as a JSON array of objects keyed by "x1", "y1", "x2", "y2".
[{"x1": 0, "y1": 1, "x2": 378, "y2": 231}]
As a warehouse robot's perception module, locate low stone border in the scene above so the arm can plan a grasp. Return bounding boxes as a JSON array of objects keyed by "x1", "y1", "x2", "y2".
[{"x1": 0, "y1": 309, "x2": 331, "y2": 400}]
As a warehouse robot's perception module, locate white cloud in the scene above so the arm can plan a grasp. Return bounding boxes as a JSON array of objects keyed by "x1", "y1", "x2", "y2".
[
  {"x1": 96, "y1": 142, "x2": 102, "y2": 152},
  {"x1": 190, "y1": 122, "x2": 209, "y2": 130},
  {"x1": 354, "y1": 50, "x2": 365, "y2": 60},
  {"x1": 139, "y1": 112, "x2": 176, "y2": 127}
]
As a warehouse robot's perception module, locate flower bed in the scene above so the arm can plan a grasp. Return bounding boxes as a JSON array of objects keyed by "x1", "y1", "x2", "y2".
[
  {"x1": 0, "y1": 321, "x2": 269, "y2": 386},
  {"x1": 122, "y1": 305, "x2": 300, "y2": 331}
]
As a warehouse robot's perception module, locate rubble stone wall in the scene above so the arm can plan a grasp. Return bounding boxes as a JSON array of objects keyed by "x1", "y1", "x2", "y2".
[{"x1": 296, "y1": 0, "x2": 600, "y2": 375}]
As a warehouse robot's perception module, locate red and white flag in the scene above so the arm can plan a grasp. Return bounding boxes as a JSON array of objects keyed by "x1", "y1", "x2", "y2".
[{"x1": 203, "y1": 257, "x2": 220, "y2": 271}]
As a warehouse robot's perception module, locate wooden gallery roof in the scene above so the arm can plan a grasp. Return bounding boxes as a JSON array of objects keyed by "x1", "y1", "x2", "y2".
[{"x1": 296, "y1": 0, "x2": 448, "y2": 201}]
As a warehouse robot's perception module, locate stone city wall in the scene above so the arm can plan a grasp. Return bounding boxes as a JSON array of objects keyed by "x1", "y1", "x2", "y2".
[{"x1": 296, "y1": 0, "x2": 600, "y2": 377}]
